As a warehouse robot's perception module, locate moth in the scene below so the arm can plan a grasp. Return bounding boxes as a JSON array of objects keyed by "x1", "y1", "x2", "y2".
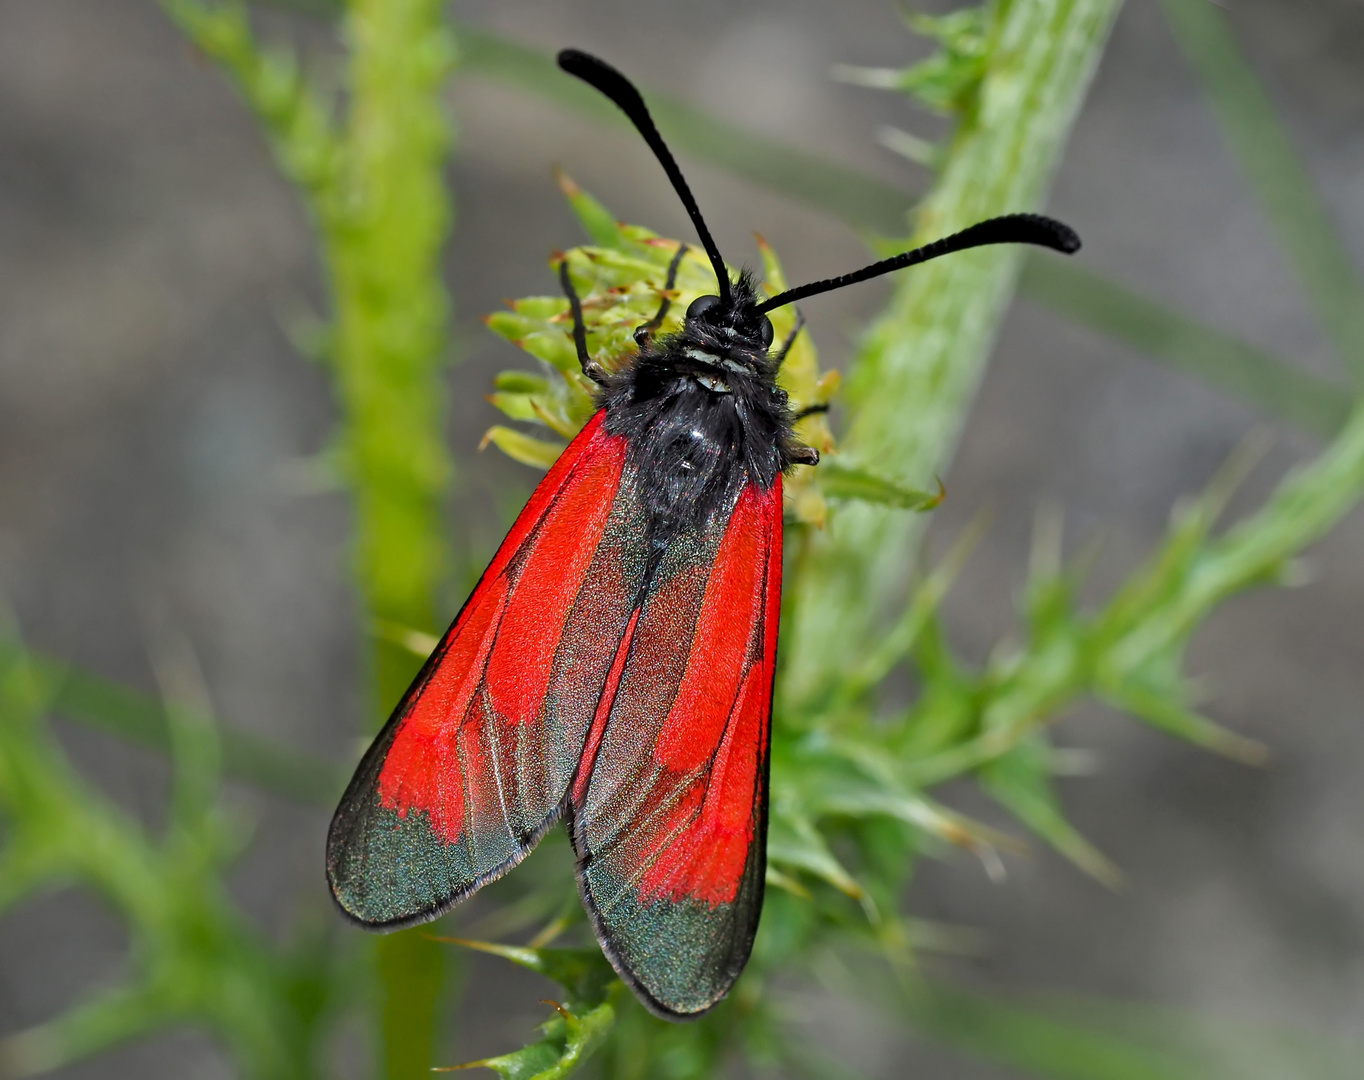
[{"x1": 327, "y1": 48, "x2": 1080, "y2": 1019}]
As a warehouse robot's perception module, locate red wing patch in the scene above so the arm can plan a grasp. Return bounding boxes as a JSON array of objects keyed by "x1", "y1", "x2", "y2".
[
  {"x1": 571, "y1": 479, "x2": 783, "y2": 1018},
  {"x1": 327, "y1": 412, "x2": 650, "y2": 928}
]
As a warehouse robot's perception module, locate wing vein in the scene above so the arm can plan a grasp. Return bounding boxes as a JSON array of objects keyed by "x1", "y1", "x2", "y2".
[
  {"x1": 594, "y1": 783, "x2": 705, "y2": 916},
  {"x1": 487, "y1": 707, "x2": 516, "y2": 844}
]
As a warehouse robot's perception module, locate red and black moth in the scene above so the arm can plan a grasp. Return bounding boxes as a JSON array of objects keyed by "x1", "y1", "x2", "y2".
[{"x1": 326, "y1": 48, "x2": 1081, "y2": 1020}]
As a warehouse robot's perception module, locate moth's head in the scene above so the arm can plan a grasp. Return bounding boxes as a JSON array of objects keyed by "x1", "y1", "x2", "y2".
[
  {"x1": 683, "y1": 295, "x2": 774, "y2": 352},
  {"x1": 682, "y1": 273, "x2": 774, "y2": 355},
  {"x1": 661, "y1": 273, "x2": 781, "y2": 396}
]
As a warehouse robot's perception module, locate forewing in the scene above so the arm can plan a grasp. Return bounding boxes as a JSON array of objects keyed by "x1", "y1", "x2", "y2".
[
  {"x1": 327, "y1": 412, "x2": 652, "y2": 927},
  {"x1": 571, "y1": 479, "x2": 783, "y2": 1018}
]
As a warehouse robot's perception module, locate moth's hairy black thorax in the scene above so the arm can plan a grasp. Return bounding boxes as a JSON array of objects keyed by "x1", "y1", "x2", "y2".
[{"x1": 597, "y1": 274, "x2": 799, "y2": 541}]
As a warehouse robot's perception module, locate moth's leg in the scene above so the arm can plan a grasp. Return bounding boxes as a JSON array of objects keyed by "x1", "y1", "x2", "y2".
[
  {"x1": 633, "y1": 244, "x2": 689, "y2": 349},
  {"x1": 773, "y1": 310, "x2": 807, "y2": 368},
  {"x1": 560, "y1": 257, "x2": 608, "y2": 386},
  {"x1": 789, "y1": 320, "x2": 826, "y2": 463},
  {"x1": 783, "y1": 313, "x2": 827, "y2": 425}
]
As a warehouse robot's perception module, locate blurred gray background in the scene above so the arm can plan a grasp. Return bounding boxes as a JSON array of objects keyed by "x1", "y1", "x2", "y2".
[{"x1": 1, "y1": 0, "x2": 1362, "y2": 1076}]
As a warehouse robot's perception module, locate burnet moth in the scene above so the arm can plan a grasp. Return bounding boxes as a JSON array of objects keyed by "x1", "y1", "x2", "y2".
[{"x1": 326, "y1": 48, "x2": 1081, "y2": 1019}]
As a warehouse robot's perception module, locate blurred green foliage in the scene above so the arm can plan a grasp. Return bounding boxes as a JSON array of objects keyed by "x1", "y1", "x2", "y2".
[{"x1": 2, "y1": 0, "x2": 1362, "y2": 1078}]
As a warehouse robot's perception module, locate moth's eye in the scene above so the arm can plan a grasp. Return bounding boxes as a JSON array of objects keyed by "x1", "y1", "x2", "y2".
[
  {"x1": 686, "y1": 294, "x2": 721, "y2": 321},
  {"x1": 758, "y1": 316, "x2": 775, "y2": 349}
]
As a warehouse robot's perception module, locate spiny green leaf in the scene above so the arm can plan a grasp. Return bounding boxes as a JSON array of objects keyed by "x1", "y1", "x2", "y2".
[
  {"x1": 817, "y1": 459, "x2": 944, "y2": 510},
  {"x1": 439, "y1": 940, "x2": 617, "y2": 1005},
  {"x1": 486, "y1": 392, "x2": 583, "y2": 438},
  {"x1": 834, "y1": 7, "x2": 989, "y2": 115},
  {"x1": 485, "y1": 312, "x2": 580, "y2": 373},
  {"x1": 876, "y1": 125, "x2": 941, "y2": 168},
  {"x1": 432, "y1": 941, "x2": 620, "y2": 1080},
  {"x1": 767, "y1": 804, "x2": 865, "y2": 901},
  {"x1": 1099, "y1": 678, "x2": 1267, "y2": 766},
  {"x1": 495, "y1": 371, "x2": 554, "y2": 395},
  {"x1": 511, "y1": 297, "x2": 571, "y2": 322},
  {"x1": 784, "y1": 736, "x2": 1020, "y2": 861},
  {"x1": 979, "y1": 739, "x2": 1124, "y2": 888},
  {"x1": 481, "y1": 426, "x2": 567, "y2": 470},
  {"x1": 453, "y1": 1041, "x2": 562, "y2": 1080},
  {"x1": 555, "y1": 168, "x2": 634, "y2": 251},
  {"x1": 834, "y1": 513, "x2": 987, "y2": 707},
  {"x1": 446, "y1": 995, "x2": 618, "y2": 1080},
  {"x1": 487, "y1": 392, "x2": 547, "y2": 424}
]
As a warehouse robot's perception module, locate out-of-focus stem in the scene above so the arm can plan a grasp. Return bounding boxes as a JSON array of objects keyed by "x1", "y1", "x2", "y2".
[
  {"x1": 161, "y1": 0, "x2": 459, "y2": 1074},
  {"x1": 332, "y1": 4, "x2": 456, "y2": 1077},
  {"x1": 782, "y1": 0, "x2": 1125, "y2": 710}
]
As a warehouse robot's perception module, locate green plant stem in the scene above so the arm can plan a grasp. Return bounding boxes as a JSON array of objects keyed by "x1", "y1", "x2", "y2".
[
  {"x1": 160, "y1": 2, "x2": 459, "y2": 1075},
  {"x1": 332, "y1": 4, "x2": 457, "y2": 1076},
  {"x1": 781, "y1": 0, "x2": 1125, "y2": 708},
  {"x1": 333, "y1": 0, "x2": 456, "y2": 709}
]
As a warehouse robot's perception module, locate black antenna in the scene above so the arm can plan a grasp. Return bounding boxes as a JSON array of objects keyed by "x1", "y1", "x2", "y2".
[
  {"x1": 756, "y1": 214, "x2": 1081, "y2": 314},
  {"x1": 558, "y1": 49, "x2": 732, "y2": 305}
]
